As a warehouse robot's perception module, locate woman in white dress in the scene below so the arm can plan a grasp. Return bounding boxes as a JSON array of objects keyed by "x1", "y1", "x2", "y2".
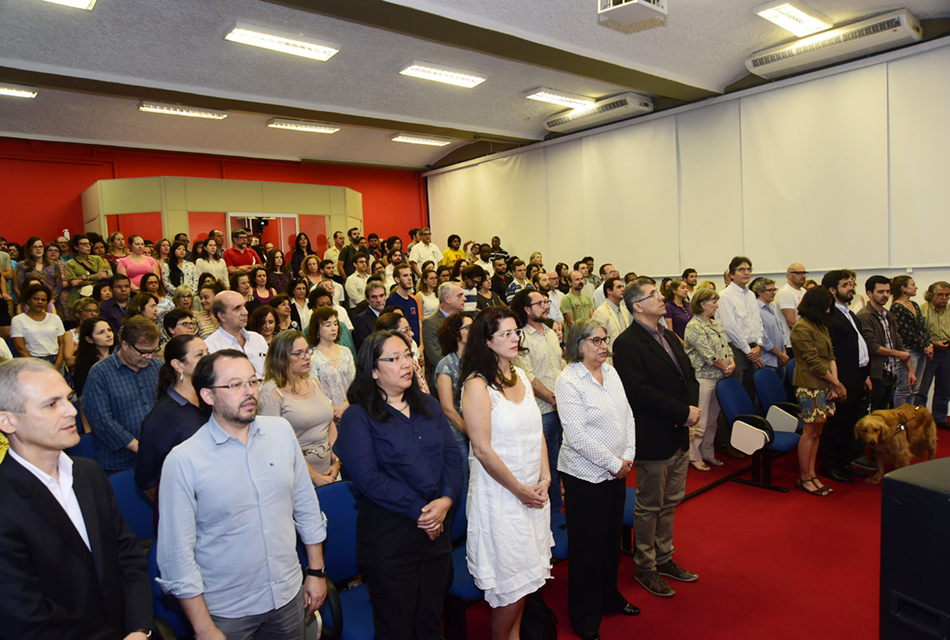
[
  {"x1": 461, "y1": 306, "x2": 553, "y2": 638},
  {"x1": 308, "y1": 306, "x2": 356, "y2": 422}
]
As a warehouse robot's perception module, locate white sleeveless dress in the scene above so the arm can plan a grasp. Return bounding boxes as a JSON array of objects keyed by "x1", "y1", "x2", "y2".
[{"x1": 465, "y1": 368, "x2": 554, "y2": 608}]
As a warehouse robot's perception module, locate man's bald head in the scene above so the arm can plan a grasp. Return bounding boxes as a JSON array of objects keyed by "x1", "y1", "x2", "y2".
[{"x1": 786, "y1": 263, "x2": 807, "y2": 288}]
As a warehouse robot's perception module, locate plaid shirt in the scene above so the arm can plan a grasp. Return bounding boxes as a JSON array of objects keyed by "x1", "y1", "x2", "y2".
[{"x1": 83, "y1": 351, "x2": 160, "y2": 473}]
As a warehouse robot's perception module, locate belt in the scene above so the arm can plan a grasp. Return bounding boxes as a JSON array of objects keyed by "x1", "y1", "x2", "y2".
[
  {"x1": 302, "y1": 443, "x2": 332, "y2": 458},
  {"x1": 728, "y1": 342, "x2": 758, "y2": 349}
]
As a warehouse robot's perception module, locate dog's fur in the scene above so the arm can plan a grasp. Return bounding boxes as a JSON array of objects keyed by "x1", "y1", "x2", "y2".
[{"x1": 854, "y1": 404, "x2": 938, "y2": 484}]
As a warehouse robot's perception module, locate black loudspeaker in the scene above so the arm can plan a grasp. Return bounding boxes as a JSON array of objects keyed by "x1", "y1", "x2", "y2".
[{"x1": 880, "y1": 458, "x2": 950, "y2": 640}]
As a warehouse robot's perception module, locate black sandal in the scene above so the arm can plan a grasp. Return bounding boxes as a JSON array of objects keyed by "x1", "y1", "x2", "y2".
[
  {"x1": 810, "y1": 477, "x2": 833, "y2": 495},
  {"x1": 796, "y1": 478, "x2": 830, "y2": 497}
]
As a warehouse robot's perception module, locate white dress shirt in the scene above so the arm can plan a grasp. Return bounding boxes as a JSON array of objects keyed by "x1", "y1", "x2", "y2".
[
  {"x1": 408, "y1": 242, "x2": 442, "y2": 270},
  {"x1": 717, "y1": 282, "x2": 765, "y2": 354},
  {"x1": 514, "y1": 323, "x2": 565, "y2": 415},
  {"x1": 10, "y1": 449, "x2": 90, "y2": 550},
  {"x1": 592, "y1": 300, "x2": 630, "y2": 365},
  {"x1": 345, "y1": 272, "x2": 369, "y2": 308},
  {"x1": 205, "y1": 327, "x2": 269, "y2": 378},
  {"x1": 555, "y1": 362, "x2": 636, "y2": 483},
  {"x1": 546, "y1": 290, "x2": 565, "y2": 323}
]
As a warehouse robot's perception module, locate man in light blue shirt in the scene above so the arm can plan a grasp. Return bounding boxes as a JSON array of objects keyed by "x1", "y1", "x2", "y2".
[
  {"x1": 752, "y1": 277, "x2": 790, "y2": 384},
  {"x1": 157, "y1": 350, "x2": 327, "y2": 640}
]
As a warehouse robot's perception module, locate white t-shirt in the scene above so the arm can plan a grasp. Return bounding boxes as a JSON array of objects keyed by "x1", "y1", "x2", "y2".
[
  {"x1": 775, "y1": 284, "x2": 804, "y2": 323},
  {"x1": 11, "y1": 313, "x2": 65, "y2": 357}
]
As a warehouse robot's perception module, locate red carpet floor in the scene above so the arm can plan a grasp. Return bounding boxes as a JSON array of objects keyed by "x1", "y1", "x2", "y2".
[{"x1": 458, "y1": 428, "x2": 950, "y2": 639}]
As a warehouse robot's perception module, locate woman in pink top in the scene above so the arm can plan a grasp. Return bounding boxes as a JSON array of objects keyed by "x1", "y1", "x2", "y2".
[{"x1": 116, "y1": 234, "x2": 160, "y2": 292}]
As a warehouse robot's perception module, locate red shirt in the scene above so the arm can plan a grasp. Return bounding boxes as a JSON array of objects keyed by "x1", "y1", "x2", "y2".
[{"x1": 223, "y1": 247, "x2": 260, "y2": 269}]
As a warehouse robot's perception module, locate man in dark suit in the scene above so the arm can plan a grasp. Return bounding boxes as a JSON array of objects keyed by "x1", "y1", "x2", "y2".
[
  {"x1": 613, "y1": 278, "x2": 700, "y2": 599},
  {"x1": 818, "y1": 270, "x2": 872, "y2": 483},
  {"x1": 353, "y1": 281, "x2": 388, "y2": 351},
  {"x1": 0, "y1": 359, "x2": 153, "y2": 640},
  {"x1": 422, "y1": 282, "x2": 466, "y2": 392}
]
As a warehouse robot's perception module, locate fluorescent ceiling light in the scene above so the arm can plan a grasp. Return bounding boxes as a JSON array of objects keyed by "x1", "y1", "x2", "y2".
[
  {"x1": 399, "y1": 61, "x2": 485, "y2": 88},
  {"x1": 391, "y1": 134, "x2": 452, "y2": 147},
  {"x1": 40, "y1": 0, "x2": 97, "y2": 9},
  {"x1": 138, "y1": 101, "x2": 228, "y2": 120},
  {"x1": 754, "y1": 1, "x2": 832, "y2": 37},
  {"x1": 267, "y1": 118, "x2": 339, "y2": 134},
  {"x1": 225, "y1": 23, "x2": 339, "y2": 62},
  {"x1": 525, "y1": 88, "x2": 595, "y2": 110},
  {"x1": 0, "y1": 83, "x2": 38, "y2": 99}
]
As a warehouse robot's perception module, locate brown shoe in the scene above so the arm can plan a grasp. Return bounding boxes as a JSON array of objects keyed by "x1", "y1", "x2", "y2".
[{"x1": 716, "y1": 443, "x2": 747, "y2": 460}]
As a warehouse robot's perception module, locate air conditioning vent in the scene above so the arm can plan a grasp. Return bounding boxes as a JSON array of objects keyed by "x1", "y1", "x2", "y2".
[
  {"x1": 746, "y1": 9, "x2": 922, "y2": 79},
  {"x1": 597, "y1": 0, "x2": 667, "y2": 23},
  {"x1": 544, "y1": 92, "x2": 654, "y2": 134}
]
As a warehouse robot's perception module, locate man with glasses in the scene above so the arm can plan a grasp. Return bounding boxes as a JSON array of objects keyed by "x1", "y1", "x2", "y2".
[
  {"x1": 205, "y1": 291, "x2": 268, "y2": 378},
  {"x1": 344, "y1": 253, "x2": 371, "y2": 309},
  {"x1": 512, "y1": 288, "x2": 567, "y2": 510},
  {"x1": 593, "y1": 277, "x2": 631, "y2": 365},
  {"x1": 593, "y1": 264, "x2": 620, "y2": 309},
  {"x1": 56, "y1": 236, "x2": 73, "y2": 262},
  {"x1": 83, "y1": 316, "x2": 162, "y2": 473},
  {"x1": 776, "y1": 263, "x2": 808, "y2": 332},
  {"x1": 751, "y1": 277, "x2": 790, "y2": 384},
  {"x1": 717, "y1": 256, "x2": 765, "y2": 402},
  {"x1": 157, "y1": 350, "x2": 328, "y2": 640},
  {"x1": 223, "y1": 228, "x2": 261, "y2": 277},
  {"x1": 920, "y1": 281, "x2": 950, "y2": 429},
  {"x1": 460, "y1": 265, "x2": 483, "y2": 312},
  {"x1": 422, "y1": 282, "x2": 467, "y2": 391},
  {"x1": 408, "y1": 227, "x2": 441, "y2": 279},
  {"x1": 613, "y1": 278, "x2": 700, "y2": 598}
]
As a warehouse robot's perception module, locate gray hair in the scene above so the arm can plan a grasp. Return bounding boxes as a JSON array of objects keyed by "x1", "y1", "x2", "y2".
[
  {"x1": 365, "y1": 280, "x2": 386, "y2": 297},
  {"x1": 623, "y1": 277, "x2": 655, "y2": 316},
  {"x1": 750, "y1": 277, "x2": 775, "y2": 295},
  {"x1": 563, "y1": 318, "x2": 605, "y2": 363},
  {"x1": 438, "y1": 282, "x2": 459, "y2": 304},
  {"x1": 0, "y1": 359, "x2": 57, "y2": 413}
]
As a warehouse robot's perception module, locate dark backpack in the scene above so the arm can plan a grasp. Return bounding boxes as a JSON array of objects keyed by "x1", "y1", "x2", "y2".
[{"x1": 520, "y1": 591, "x2": 558, "y2": 640}]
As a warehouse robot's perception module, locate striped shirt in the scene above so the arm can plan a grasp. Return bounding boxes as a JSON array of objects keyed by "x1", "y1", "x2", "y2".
[{"x1": 921, "y1": 302, "x2": 950, "y2": 343}]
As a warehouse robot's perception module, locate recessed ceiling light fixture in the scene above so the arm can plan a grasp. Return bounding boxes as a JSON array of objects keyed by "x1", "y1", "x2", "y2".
[
  {"x1": 399, "y1": 61, "x2": 485, "y2": 88},
  {"x1": 525, "y1": 88, "x2": 595, "y2": 110},
  {"x1": 753, "y1": 1, "x2": 832, "y2": 37},
  {"x1": 225, "y1": 23, "x2": 339, "y2": 62},
  {"x1": 391, "y1": 133, "x2": 452, "y2": 147},
  {"x1": 40, "y1": 0, "x2": 97, "y2": 10},
  {"x1": 138, "y1": 101, "x2": 228, "y2": 120},
  {"x1": 267, "y1": 118, "x2": 340, "y2": 134},
  {"x1": 0, "y1": 83, "x2": 38, "y2": 99}
]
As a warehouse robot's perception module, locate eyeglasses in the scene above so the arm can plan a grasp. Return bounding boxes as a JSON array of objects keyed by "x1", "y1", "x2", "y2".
[
  {"x1": 128, "y1": 343, "x2": 161, "y2": 357},
  {"x1": 209, "y1": 378, "x2": 263, "y2": 392},
  {"x1": 789, "y1": 271, "x2": 807, "y2": 276},
  {"x1": 529, "y1": 299, "x2": 550, "y2": 307},
  {"x1": 291, "y1": 347, "x2": 315, "y2": 358},
  {"x1": 394, "y1": 327, "x2": 412, "y2": 335},
  {"x1": 377, "y1": 352, "x2": 414, "y2": 364},
  {"x1": 460, "y1": 324, "x2": 472, "y2": 332},
  {"x1": 631, "y1": 290, "x2": 662, "y2": 304},
  {"x1": 81, "y1": 306, "x2": 100, "y2": 314},
  {"x1": 584, "y1": 336, "x2": 611, "y2": 347},
  {"x1": 177, "y1": 321, "x2": 197, "y2": 329},
  {"x1": 764, "y1": 288, "x2": 777, "y2": 293},
  {"x1": 494, "y1": 328, "x2": 523, "y2": 340}
]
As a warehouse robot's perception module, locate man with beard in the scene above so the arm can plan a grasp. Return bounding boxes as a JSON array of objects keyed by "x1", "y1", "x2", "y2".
[
  {"x1": 818, "y1": 270, "x2": 871, "y2": 483},
  {"x1": 157, "y1": 351, "x2": 328, "y2": 640}
]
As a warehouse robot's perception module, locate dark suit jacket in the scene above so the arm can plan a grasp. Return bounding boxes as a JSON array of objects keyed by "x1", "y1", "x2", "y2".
[
  {"x1": 829, "y1": 307, "x2": 870, "y2": 392},
  {"x1": 422, "y1": 309, "x2": 451, "y2": 393},
  {"x1": 0, "y1": 456, "x2": 152, "y2": 639},
  {"x1": 99, "y1": 298, "x2": 128, "y2": 337},
  {"x1": 613, "y1": 319, "x2": 699, "y2": 461},
  {"x1": 353, "y1": 307, "x2": 379, "y2": 352}
]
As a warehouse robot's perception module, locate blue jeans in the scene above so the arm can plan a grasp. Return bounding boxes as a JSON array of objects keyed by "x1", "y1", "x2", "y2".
[
  {"x1": 895, "y1": 350, "x2": 927, "y2": 407},
  {"x1": 541, "y1": 411, "x2": 563, "y2": 510},
  {"x1": 919, "y1": 349, "x2": 950, "y2": 423}
]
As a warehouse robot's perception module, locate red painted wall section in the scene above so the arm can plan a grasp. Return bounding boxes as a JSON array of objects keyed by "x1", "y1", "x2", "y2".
[{"x1": 0, "y1": 137, "x2": 427, "y2": 246}]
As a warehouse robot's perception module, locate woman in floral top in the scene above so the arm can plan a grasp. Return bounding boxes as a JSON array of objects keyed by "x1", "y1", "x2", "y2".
[
  {"x1": 683, "y1": 288, "x2": 735, "y2": 471},
  {"x1": 889, "y1": 276, "x2": 933, "y2": 406}
]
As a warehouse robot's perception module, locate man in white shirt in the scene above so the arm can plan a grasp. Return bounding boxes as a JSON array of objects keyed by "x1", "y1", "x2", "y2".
[
  {"x1": 535, "y1": 270, "x2": 564, "y2": 325},
  {"x1": 717, "y1": 256, "x2": 765, "y2": 402},
  {"x1": 473, "y1": 244, "x2": 494, "y2": 274},
  {"x1": 319, "y1": 260, "x2": 345, "y2": 306},
  {"x1": 593, "y1": 263, "x2": 620, "y2": 309},
  {"x1": 775, "y1": 263, "x2": 808, "y2": 333},
  {"x1": 344, "y1": 253, "x2": 370, "y2": 309},
  {"x1": 204, "y1": 291, "x2": 269, "y2": 378},
  {"x1": 512, "y1": 288, "x2": 566, "y2": 510},
  {"x1": 682, "y1": 268, "x2": 698, "y2": 296},
  {"x1": 408, "y1": 227, "x2": 441, "y2": 279},
  {"x1": 323, "y1": 232, "x2": 345, "y2": 275},
  {"x1": 593, "y1": 277, "x2": 631, "y2": 364}
]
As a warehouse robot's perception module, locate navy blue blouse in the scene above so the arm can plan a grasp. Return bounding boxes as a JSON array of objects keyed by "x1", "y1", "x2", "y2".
[{"x1": 135, "y1": 387, "x2": 209, "y2": 491}]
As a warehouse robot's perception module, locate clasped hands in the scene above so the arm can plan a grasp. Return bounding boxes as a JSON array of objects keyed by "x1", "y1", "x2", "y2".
[
  {"x1": 517, "y1": 481, "x2": 550, "y2": 510},
  {"x1": 418, "y1": 496, "x2": 452, "y2": 540}
]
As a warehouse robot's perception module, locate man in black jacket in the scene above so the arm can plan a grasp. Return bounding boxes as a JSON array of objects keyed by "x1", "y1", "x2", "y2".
[
  {"x1": 0, "y1": 359, "x2": 152, "y2": 640},
  {"x1": 613, "y1": 278, "x2": 701, "y2": 599},
  {"x1": 353, "y1": 281, "x2": 388, "y2": 351}
]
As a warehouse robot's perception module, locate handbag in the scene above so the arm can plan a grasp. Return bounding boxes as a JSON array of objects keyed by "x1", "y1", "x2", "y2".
[{"x1": 520, "y1": 591, "x2": 558, "y2": 640}]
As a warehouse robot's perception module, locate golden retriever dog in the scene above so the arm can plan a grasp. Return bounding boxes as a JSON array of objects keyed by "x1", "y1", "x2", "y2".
[{"x1": 854, "y1": 404, "x2": 938, "y2": 484}]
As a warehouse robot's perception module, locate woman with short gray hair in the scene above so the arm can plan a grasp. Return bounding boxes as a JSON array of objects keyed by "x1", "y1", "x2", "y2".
[{"x1": 555, "y1": 317, "x2": 639, "y2": 637}]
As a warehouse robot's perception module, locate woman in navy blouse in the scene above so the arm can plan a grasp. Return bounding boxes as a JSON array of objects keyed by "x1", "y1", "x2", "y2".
[
  {"x1": 335, "y1": 330, "x2": 462, "y2": 640},
  {"x1": 664, "y1": 278, "x2": 694, "y2": 341}
]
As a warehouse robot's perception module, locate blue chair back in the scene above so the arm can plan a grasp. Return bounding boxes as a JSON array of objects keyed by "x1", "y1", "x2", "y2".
[
  {"x1": 786, "y1": 359, "x2": 797, "y2": 389},
  {"x1": 66, "y1": 432, "x2": 96, "y2": 460},
  {"x1": 755, "y1": 368, "x2": 788, "y2": 412},
  {"x1": 108, "y1": 469, "x2": 156, "y2": 541},
  {"x1": 449, "y1": 477, "x2": 468, "y2": 542},
  {"x1": 148, "y1": 543, "x2": 193, "y2": 639},
  {"x1": 316, "y1": 481, "x2": 360, "y2": 582},
  {"x1": 717, "y1": 377, "x2": 757, "y2": 423}
]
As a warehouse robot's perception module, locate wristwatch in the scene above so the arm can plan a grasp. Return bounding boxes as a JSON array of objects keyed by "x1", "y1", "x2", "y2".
[{"x1": 306, "y1": 567, "x2": 328, "y2": 578}]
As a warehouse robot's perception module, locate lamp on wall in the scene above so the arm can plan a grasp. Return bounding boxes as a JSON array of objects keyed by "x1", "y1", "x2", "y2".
[
  {"x1": 225, "y1": 23, "x2": 339, "y2": 61},
  {"x1": 138, "y1": 101, "x2": 228, "y2": 120},
  {"x1": 753, "y1": 1, "x2": 832, "y2": 37},
  {"x1": 0, "y1": 83, "x2": 38, "y2": 99}
]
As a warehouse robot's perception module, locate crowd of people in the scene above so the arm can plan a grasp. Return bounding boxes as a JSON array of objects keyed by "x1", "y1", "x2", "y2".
[{"x1": 0, "y1": 223, "x2": 948, "y2": 640}]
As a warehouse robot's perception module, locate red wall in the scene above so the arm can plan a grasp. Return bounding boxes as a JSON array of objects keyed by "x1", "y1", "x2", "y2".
[{"x1": 0, "y1": 138, "x2": 427, "y2": 247}]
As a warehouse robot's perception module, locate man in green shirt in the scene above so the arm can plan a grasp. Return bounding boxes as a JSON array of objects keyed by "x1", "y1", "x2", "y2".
[
  {"x1": 920, "y1": 281, "x2": 950, "y2": 429},
  {"x1": 560, "y1": 270, "x2": 594, "y2": 340}
]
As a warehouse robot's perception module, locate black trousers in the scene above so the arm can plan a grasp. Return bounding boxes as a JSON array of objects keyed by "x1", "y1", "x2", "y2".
[
  {"x1": 870, "y1": 376, "x2": 896, "y2": 411},
  {"x1": 562, "y1": 473, "x2": 628, "y2": 636},
  {"x1": 820, "y1": 383, "x2": 868, "y2": 469},
  {"x1": 356, "y1": 501, "x2": 452, "y2": 640}
]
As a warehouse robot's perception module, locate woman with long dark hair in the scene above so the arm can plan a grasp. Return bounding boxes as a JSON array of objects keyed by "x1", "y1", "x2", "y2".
[
  {"x1": 335, "y1": 329, "x2": 462, "y2": 639},
  {"x1": 373, "y1": 311, "x2": 430, "y2": 395},
  {"x1": 460, "y1": 307, "x2": 553, "y2": 635},
  {"x1": 135, "y1": 334, "x2": 209, "y2": 504},
  {"x1": 266, "y1": 248, "x2": 292, "y2": 298},
  {"x1": 290, "y1": 232, "x2": 318, "y2": 276},
  {"x1": 194, "y1": 281, "x2": 222, "y2": 338},
  {"x1": 71, "y1": 317, "x2": 114, "y2": 397},
  {"x1": 248, "y1": 304, "x2": 279, "y2": 346},
  {"x1": 13, "y1": 236, "x2": 63, "y2": 303},
  {"x1": 162, "y1": 241, "x2": 198, "y2": 296},
  {"x1": 308, "y1": 306, "x2": 355, "y2": 421},
  {"x1": 251, "y1": 266, "x2": 276, "y2": 306},
  {"x1": 194, "y1": 237, "x2": 228, "y2": 286}
]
